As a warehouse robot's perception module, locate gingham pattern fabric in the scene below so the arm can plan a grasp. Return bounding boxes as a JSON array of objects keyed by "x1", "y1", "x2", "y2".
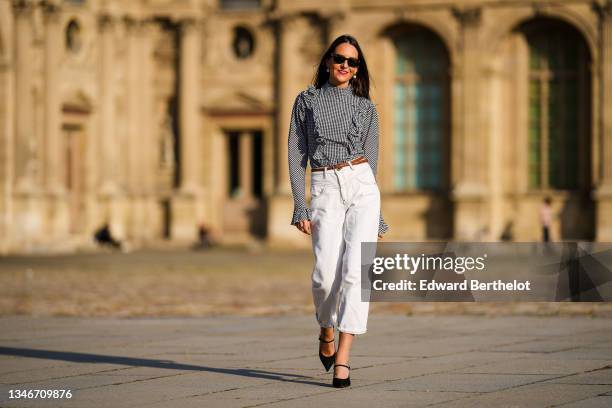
[{"x1": 288, "y1": 80, "x2": 389, "y2": 235}]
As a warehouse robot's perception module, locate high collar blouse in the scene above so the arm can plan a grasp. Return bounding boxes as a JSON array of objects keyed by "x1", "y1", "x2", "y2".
[{"x1": 287, "y1": 80, "x2": 389, "y2": 235}]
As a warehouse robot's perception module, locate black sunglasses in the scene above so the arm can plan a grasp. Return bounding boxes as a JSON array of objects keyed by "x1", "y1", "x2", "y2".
[{"x1": 330, "y1": 53, "x2": 360, "y2": 68}]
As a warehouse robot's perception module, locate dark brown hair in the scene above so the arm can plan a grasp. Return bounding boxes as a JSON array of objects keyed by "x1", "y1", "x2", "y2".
[{"x1": 313, "y1": 34, "x2": 371, "y2": 100}]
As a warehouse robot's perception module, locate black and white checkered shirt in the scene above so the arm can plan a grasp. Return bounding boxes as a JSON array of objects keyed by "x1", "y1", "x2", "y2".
[{"x1": 288, "y1": 80, "x2": 389, "y2": 235}]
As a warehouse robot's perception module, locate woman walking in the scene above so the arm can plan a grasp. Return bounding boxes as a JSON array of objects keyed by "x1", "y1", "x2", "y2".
[{"x1": 287, "y1": 34, "x2": 389, "y2": 388}]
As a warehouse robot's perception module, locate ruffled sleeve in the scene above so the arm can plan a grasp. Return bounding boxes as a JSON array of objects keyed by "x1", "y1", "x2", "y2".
[
  {"x1": 362, "y1": 101, "x2": 389, "y2": 235},
  {"x1": 347, "y1": 98, "x2": 368, "y2": 155},
  {"x1": 288, "y1": 91, "x2": 311, "y2": 225}
]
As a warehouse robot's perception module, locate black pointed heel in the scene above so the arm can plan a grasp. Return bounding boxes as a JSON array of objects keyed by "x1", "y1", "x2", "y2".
[
  {"x1": 332, "y1": 363, "x2": 351, "y2": 388},
  {"x1": 318, "y1": 335, "x2": 336, "y2": 372}
]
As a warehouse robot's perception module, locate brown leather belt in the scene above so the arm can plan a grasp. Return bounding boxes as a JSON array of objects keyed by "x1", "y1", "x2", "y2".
[{"x1": 312, "y1": 155, "x2": 368, "y2": 172}]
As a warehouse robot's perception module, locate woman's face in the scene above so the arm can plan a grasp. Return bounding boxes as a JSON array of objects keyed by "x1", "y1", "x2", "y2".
[{"x1": 326, "y1": 42, "x2": 359, "y2": 88}]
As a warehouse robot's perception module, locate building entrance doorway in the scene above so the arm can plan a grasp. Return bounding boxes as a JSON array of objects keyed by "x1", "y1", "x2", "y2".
[{"x1": 222, "y1": 130, "x2": 265, "y2": 239}]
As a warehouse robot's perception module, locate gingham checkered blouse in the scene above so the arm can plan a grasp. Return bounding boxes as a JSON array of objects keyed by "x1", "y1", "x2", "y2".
[{"x1": 288, "y1": 80, "x2": 389, "y2": 235}]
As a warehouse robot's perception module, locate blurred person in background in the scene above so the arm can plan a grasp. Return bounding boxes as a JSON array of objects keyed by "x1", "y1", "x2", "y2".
[
  {"x1": 93, "y1": 222, "x2": 122, "y2": 250},
  {"x1": 540, "y1": 196, "x2": 553, "y2": 242},
  {"x1": 192, "y1": 222, "x2": 214, "y2": 250}
]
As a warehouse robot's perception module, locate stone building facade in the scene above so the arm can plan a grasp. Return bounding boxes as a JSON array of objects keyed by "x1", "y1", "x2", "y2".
[{"x1": 1, "y1": 0, "x2": 612, "y2": 253}]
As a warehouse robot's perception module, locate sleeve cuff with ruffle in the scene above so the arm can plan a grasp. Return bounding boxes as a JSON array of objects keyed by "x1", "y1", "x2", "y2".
[
  {"x1": 378, "y1": 214, "x2": 389, "y2": 236},
  {"x1": 291, "y1": 207, "x2": 312, "y2": 225}
]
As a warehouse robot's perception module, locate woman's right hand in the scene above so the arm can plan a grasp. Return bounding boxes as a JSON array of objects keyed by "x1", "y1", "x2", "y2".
[{"x1": 295, "y1": 220, "x2": 312, "y2": 235}]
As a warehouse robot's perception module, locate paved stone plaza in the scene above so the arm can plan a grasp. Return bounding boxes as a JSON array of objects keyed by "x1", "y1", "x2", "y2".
[{"x1": 0, "y1": 314, "x2": 611, "y2": 407}]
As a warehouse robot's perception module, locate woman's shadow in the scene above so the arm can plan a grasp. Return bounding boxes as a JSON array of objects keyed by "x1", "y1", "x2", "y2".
[{"x1": 0, "y1": 346, "x2": 331, "y2": 387}]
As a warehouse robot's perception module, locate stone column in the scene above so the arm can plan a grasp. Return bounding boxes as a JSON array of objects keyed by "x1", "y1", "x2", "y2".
[
  {"x1": 43, "y1": 1, "x2": 69, "y2": 238},
  {"x1": 13, "y1": 0, "x2": 35, "y2": 193},
  {"x1": 596, "y1": 1, "x2": 612, "y2": 241},
  {"x1": 142, "y1": 20, "x2": 157, "y2": 195},
  {"x1": 276, "y1": 13, "x2": 300, "y2": 195},
  {"x1": 139, "y1": 19, "x2": 157, "y2": 240},
  {"x1": 450, "y1": 6, "x2": 488, "y2": 240},
  {"x1": 97, "y1": 13, "x2": 131, "y2": 242},
  {"x1": 178, "y1": 17, "x2": 202, "y2": 194},
  {"x1": 43, "y1": 1, "x2": 62, "y2": 194},
  {"x1": 123, "y1": 17, "x2": 159, "y2": 242},
  {"x1": 125, "y1": 16, "x2": 139, "y2": 195},
  {"x1": 12, "y1": 0, "x2": 45, "y2": 249},
  {"x1": 0, "y1": 0, "x2": 15, "y2": 252},
  {"x1": 98, "y1": 14, "x2": 118, "y2": 196},
  {"x1": 486, "y1": 57, "x2": 504, "y2": 242},
  {"x1": 267, "y1": 13, "x2": 312, "y2": 247},
  {"x1": 123, "y1": 16, "x2": 143, "y2": 241},
  {"x1": 171, "y1": 17, "x2": 203, "y2": 241}
]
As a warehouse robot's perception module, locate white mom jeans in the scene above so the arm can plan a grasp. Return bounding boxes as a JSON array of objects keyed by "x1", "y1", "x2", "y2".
[{"x1": 310, "y1": 160, "x2": 380, "y2": 335}]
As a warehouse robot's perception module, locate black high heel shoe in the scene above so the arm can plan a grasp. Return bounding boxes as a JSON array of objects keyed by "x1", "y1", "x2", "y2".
[
  {"x1": 318, "y1": 335, "x2": 336, "y2": 372},
  {"x1": 332, "y1": 363, "x2": 351, "y2": 388}
]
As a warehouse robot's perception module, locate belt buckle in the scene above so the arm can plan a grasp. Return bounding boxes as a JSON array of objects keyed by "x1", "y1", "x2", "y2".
[{"x1": 339, "y1": 159, "x2": 351, "y2": 170}]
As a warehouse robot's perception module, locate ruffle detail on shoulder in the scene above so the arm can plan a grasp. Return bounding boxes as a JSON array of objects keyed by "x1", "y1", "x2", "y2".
[
  {"x1": 301, "y1": 85, "x2": 318, "y2": 110},
  {"x1": 305, "y1": 84, "x2": 318, "y2": 98},
  {"x1": 347, "y1": 98, "x2": 370, "y2": 154},
  {"x1": 302, "y1": 85, "x2": 327, "y2": 162}
]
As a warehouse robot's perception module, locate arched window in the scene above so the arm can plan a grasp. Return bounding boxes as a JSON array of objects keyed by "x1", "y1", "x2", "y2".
[
  {"x1": 526, "y1": 20, "x2": 590, "y2": 190},
  {"x1": 65, "y1": 19, "x2": 82, "y2": 53},
  {"x1": 232, "y1": 26, "x2": 255, "y2": 59},
  {"x1": 393, "y1": 27, "x2": 449, "y2": 191}
]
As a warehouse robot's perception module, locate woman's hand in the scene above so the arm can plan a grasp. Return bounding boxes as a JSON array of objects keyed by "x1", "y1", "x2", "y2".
[
  {"x1": 295, "y1": 220, "x2": 312, "y2": 235},
  {"x1": 378, "y1": 233, "x2": 383, "y2": 239}
]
